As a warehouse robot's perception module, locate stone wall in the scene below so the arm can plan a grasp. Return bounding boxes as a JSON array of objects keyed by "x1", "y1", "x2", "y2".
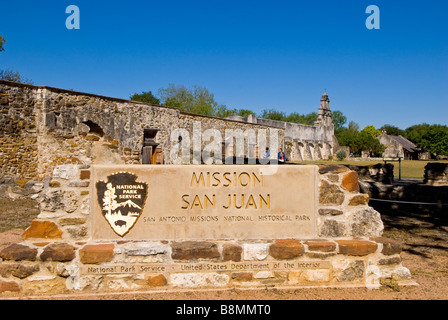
[
  {"x1": 0, "y1": 80, "x2": 283, "y2": 180},
  {"x1": 226, "y1": 93, "x2": 335, "y2": 161},
  {"x1": 0, "y1": 164, "x2": 412, "y2": 295},
  {"x1": 0, "y1": 83, "x2": 38, "y2": 179},
  {"x1": 424, "y1": 162, "x2": 448, "y2": 186},
  {"x1": 345, "y1": 164, "x2": 394, "y2": 184}
]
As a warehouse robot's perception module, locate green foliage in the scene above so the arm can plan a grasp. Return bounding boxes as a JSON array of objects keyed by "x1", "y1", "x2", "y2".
[
  {"x1": 217, "y1": 107, "x2": 255, "y2": 119},
  {"x1": 0, "y1": 69, "x2": 34, "y2": 85},
  {"x1": 362, "y1": 125, "x2": 382, "y2": 138},
  {"x1": 331, "y1": 110, "x2": 347, "y2": 130},
  {"x1": 335, "y1": 121, "x2": 385, "y2": 156},
  {"x1": 260, "y1": 109, "x2": 286, "y2": 121},
  {"x1": 380, "y1": 124, "x2": 405, "y2": 136},
  {"x1": 0, "y1": 35, "x2": 5, "y2": 52},
  {"x1": 158, "y1": 84, "x2": 227, "y2": 117},
  {"x1": 405, "y1": 123, "x2": 448, "y2": 156},
  {"x1": 336, "y1": 150, "x2": 347, "y2": 161},
  {"x1": 130, "y1": 91, "x2": 160, "y2": 105},
  {"x1": 260, "y1": 109, "x2": 318, "y2": 125}
]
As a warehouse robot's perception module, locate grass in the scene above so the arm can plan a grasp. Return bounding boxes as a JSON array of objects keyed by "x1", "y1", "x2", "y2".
[
  {"x1": 296, "y1": 159, "x2": 448, "y2": 179},
  {"x1": 0, "y1": 198, "x2": 40, "y2": 232}
]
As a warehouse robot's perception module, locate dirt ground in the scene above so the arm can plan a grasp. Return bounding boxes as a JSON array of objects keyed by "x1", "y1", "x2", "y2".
[{"x1": 1, "y1": 198, "x2": 448, "y2": 300}]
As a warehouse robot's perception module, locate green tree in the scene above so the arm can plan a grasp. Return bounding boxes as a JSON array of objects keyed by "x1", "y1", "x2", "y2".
[
  {"x1": 331, "y1": 110, "x2": 347, "y2": 130},
  {"x1": 236, "y1": 109, "x2": 255, "y2": 118},
  {"x1": 158, "y1": 84, "x2": 226, "y2": 117},
  {"x1": 405, "y1": 124, "x2": 448, "y2": 156},
  {"x1": 130, "y1": 91, "x2": 160, "y2": 105},
  {"x1": 0, "y1": 35, "x2": 5, "y2": 52},
  {"x1": 362, "y1": 125, "x2": 382, "y2": 138},
  {"x1": 354, "y1": 131, "x2": 385, "y2": 156},
  {"x1": 159, "y1": 84, "x2": 194, "y2": 111},
  {"x1": 380, "y1": 124, "x2": 404, "y2": 136},
  {"x1": 260, "y1": 109, "x2": 286, "y2": 121},
  {"x1": 0, "y1": 69, "x2": 33, "y2": 85}
]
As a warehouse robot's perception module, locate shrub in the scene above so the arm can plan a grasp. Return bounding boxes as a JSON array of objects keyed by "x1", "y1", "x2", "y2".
[{"x1": 336, "y1": 150, "x2": 347, "y2": 161}]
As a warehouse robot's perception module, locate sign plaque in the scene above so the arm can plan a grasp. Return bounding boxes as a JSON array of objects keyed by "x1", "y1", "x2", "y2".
[{"x1": 91, "y1": 165, "x2": 318, "y2": 240}]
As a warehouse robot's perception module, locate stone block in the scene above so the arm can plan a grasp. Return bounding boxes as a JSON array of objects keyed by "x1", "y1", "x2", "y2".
[
  {"x1": 0, "y1": 280, "x2": 21, "y2": 293},
  {"x1": 148, "y1": 274, "x2": 167, "y2": 287},
  {"x1": 222, "y1": 245, "x2": 242, "y2": 262},
  {"x1": 231, "y1": 272, "x2": 253, "y2": 281},
  {"x1": 319, "y1": 180, "x2": 345, "y2": 205},
  {"x1": 378, "y1": 256, "x2": 401, "y2": 265},
  {"x1": 306, "y1": 241, "x2": 337, "y2": 252},
  {"x1": 79, "y1": 244, "x2": 115, "y2": 264},
  {"x1": 318, "y1": 165, "x2": 350, "y2": 174},
  {"x1": 58, "y1": 217, "x2": 87, "y2": 226},
  {"x1": 269, "y1": 240, "x2": 304, "y2": 260},
  {"x1": 371, "y1": 237, "x2": 402, "y2": 255},
  {"x1": 170, "y1": 273, "x2": 229, "y2": 288},
  {"x1": 253, "y1": 271, "x2": 274, "y2": 279},
  {"x1": 123, "y1": 243, "x2": 168, "y2": 256},
  {"x1": 67, "y1": 180, "x2": 90, "y2": 188},
  {"x1": 336, "y1": 240, "x2": 378, "y2": 256},
  {"x1": 171, "y1": 241, "x2": 220, "y2": 260},
  {"x1": 318, "y1": 209, "x2": 343, "y2": 216},
  {"x1": 0, "y1": 263, "x2": 40, "y2": 279},
  {"x1": 350, "y1": 207, "x2": 384, "y2": 237},
  {"x1": 243, "y1": 243, "x2": 269, "y2": 261},
  {"x1": 337, "y1": 260, "x2": 365, "y2": 282},
  {"x1": 341, "y1": 171, "x2": 360, "y2": 192},
  {"x1": 79, "y1": 170, "x2": 91, "y2": 180},
  {"x1": 319, "y1": 219, "x2": 346, "y2": 237},
  {"x1": 302, "y1": 269, "x2": 331, "y2": 282},
  {"x1": 52, "y1": 165, "x2": 80, "y2": 180},
  {"x1": 348, "y1": 194, "x2": 370, "y2": 206},
  {"x1": 22, "y1": 220, "x2": 63, "y2": 239},
  {"x1": 0, "y1": 244, "x2": 38, "y2": 261},
  {"x1": 40, "y1": 243, "x2": 76, "y2": 262}
]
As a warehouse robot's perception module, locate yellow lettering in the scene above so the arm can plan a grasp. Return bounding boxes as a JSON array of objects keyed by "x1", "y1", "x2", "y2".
[
  {"x1": 259, "y1": 194, "x2": 270, "y2": 208},
  {"x1": 204, "y1": 194, "x2": 215, "y2": 209},
  {"x1": 191, "y1": 195, "x2": 203, "y2": 209},
  {"x1": 246, "y1": 194, "x2": 257, "y2": 209},
  {"x1": 238, "y1": 172, "x2": 250, "y2": 187},
  {"x1": 191, "y1": 172, "x2": 205, "y2": 187},
  {"x1": 252, "y1": 172, "x2": 263, "y2": 186},
  {"x1": 181, "y1": 194, "x2": 190, "y2": 209},
  {"x1": 234, "y1": 194, "x2": 244, "y2": 209},
  {"x1": 223, "y1": 172, "x2": 232, "y2": 187},
  {"x1": 212, "y1": 172, "x2": 221, "y2": 187}
]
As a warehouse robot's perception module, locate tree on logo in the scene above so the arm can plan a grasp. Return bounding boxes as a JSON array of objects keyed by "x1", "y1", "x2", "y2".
[{"x1": 102, "y1": 183, "x2": 119, "y2": 215}]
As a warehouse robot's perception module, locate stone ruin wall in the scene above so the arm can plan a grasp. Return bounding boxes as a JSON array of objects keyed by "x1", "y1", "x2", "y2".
[
  {"x1": 0, "y1": 80, "x2": 283, "y2": 181},
  {"x1": 0, "y1": 164, "x2": 411, "y2": 295},
  {"x1": 0, "y1": 83, "x2": 39, "y2": 179},
  {"x1": 228, "y1": 114, "x2": 335, "y2": 162}
]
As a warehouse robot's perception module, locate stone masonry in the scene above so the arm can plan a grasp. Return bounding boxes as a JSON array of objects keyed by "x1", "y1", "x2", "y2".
[
  {"x1": 0, "y1": 164, "x2": 412, "y2": 295},
  {"x1": 0, "y1": 80, "x2": 338, "y2": 181}
]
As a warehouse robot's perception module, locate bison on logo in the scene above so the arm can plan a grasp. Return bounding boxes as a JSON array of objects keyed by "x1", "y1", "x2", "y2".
[{"x1": 96, "y1": 172, "x2": 148, "y2": 237}]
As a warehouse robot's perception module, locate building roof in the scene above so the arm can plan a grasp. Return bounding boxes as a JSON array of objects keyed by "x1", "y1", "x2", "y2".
[{"x1": 389, "y1": 135, "x2": 421, "y2": 153}]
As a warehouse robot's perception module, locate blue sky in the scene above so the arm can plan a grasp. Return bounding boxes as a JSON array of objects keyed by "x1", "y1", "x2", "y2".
[{"x1": 1, "y1": 0, "x2": 447, "y2": 130}]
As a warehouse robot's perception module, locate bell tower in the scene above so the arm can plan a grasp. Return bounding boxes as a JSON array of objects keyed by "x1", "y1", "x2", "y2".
[{"x1": 315, "y1": 92, "x2": 333, "y2": 127}]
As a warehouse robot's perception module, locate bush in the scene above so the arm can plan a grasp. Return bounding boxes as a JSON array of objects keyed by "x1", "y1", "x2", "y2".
[{"x1": 336, "y1": 150, "x2": 347, "y2": 161}]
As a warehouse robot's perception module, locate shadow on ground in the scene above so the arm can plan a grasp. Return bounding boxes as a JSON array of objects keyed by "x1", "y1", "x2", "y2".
[{"x1": 370, "y1": 198, "x2": 448, "y2": 258}]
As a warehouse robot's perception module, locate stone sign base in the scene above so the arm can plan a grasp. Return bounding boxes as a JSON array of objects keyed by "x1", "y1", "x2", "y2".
[{"x1": 0, "y1": 164, "x2": 414, "y2": 295}]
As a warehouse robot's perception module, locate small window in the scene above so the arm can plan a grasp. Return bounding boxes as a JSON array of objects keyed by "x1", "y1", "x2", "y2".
[{"x1": 82, "y1": 120, "x2": 104, "y2": 136}]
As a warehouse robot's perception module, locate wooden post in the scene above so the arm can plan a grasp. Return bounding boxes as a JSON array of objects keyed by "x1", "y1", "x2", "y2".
[{"x1": 142, "y1": 146, "x2": 153, "y2": 164}]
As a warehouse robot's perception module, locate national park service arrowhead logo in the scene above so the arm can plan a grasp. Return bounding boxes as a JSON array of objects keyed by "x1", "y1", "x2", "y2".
[{"x1": 96, "y1": 172, "x2": 148, "y2": 237}]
